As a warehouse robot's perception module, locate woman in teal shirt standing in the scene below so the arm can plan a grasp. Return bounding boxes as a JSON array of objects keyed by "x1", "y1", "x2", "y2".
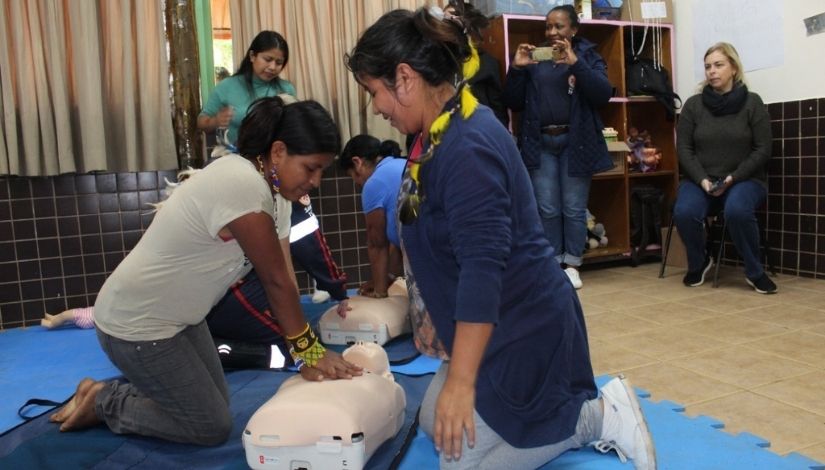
[{"x1": 198, "y1": 31, "x2": 297, "y2": 144}]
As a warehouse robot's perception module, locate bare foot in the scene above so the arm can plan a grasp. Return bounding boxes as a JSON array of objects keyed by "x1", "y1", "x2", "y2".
[
  {"x1": 41, "y1": 310, "x2": 73, "y2": 329},
  {"x1": 40, "y1": 313, "x2": 56, "y2": 329},
  {"x1": 50, "y1": 378, "x2": 95, "y2": 424},
  {"x1": 60, "y1": 381, "x2": 105, "y2": 432}
]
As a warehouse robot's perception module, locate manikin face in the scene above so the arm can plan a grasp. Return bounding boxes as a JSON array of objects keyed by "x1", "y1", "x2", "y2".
[
  {"x1": 704, "y1": 50, "x2": 737, "y2": 94},
  {"x1": 360, "y1": 75, "x2": 417, "y2": 135},
  {"x1": 251, "y1": 47, "x2": 286, "y2": 82},
  {"x1": 546, "y1": 10, "x2": 577, "y2": 44},
  {"x1": 269, "y1": 141, "x2": 333, "y2": 201}
]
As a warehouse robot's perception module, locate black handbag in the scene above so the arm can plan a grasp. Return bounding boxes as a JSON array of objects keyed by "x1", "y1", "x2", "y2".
[{"x1": 626, "y1": 57, "x2": 681, "y2": 119}]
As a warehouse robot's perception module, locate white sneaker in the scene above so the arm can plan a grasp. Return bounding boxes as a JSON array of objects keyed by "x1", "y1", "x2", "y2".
[
  {"x1": 311, "y1": 289, "x2": 331, "y2": 304},
  {"x1": 564, "y1": 267, "x2": 583, "y2": 289},
  {"x1": 594, "y1": 375, "x2": 657, "y2": 470}
]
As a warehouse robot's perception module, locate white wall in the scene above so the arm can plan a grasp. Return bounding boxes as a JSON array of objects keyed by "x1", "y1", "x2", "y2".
[{"x1": 673, "y1": 0, "x2": 825, "y2": 104}]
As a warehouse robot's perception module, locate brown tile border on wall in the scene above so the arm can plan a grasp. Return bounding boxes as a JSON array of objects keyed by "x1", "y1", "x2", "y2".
[
  {"x1": 721, "y1": 98, "x2": 824, "y2": 278},
  {"x1": 0, "y1": 168, "x2": 370, "y2": 329}
]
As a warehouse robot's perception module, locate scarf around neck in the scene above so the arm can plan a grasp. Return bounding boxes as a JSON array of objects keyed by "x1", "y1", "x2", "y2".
[{"x1": 702, "y1": 82, "x2": 748, "y2": 116}]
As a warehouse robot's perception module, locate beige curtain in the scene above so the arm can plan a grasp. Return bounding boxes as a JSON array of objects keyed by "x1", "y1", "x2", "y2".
[
  {"x1": 0, "y1": 0, "x2": 177, "y2": 176},
  {"x1": 228, "y1": 0, "x2": 443, "y2": 146}
]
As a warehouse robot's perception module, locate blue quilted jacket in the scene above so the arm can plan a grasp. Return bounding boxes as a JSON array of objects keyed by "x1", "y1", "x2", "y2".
[{"x1": 503, "y1": 37, "x2": 613, "y2": 176}]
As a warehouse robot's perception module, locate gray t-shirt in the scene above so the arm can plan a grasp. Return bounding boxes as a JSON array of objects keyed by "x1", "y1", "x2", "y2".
[{"x1": 95, "y1": 155, "x2": 290, "y2": 341}]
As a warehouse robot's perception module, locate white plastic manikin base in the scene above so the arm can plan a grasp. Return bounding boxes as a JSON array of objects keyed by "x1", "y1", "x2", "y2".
[
  {"x1": 319, "y1": 278, "x2": 411, "y2": 346},
  {"x1": 243, "y1": 342, "x2": 406, "y2": 470}
]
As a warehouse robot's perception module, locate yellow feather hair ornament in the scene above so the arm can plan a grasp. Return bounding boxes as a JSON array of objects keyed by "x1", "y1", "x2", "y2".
[
  {"x1": 429, "y1": 111, "x2": 452, "y2": 146},
  {"x1": 460, "y1": 86, "x2": 478, "y2": 119},
  {"x1": 462, "y1": 41, "x2": 480, "y2": 82}
]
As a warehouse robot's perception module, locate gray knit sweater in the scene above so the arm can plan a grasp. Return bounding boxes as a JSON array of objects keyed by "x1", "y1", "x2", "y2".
[{"x1": 676, "y1": 91, "x2": 772, "y2": 186}]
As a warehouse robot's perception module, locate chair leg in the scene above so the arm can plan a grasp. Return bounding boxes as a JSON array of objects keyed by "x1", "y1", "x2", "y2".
[
  {"x1": 659, "y1": 218, "x2": 674, "y2": 278},
  {"x1": 761, "y1": 224, "x2": 777, "y2": 276},
  {"x1": 713, "y1": 216, "x2": 726, "y2": 288}
]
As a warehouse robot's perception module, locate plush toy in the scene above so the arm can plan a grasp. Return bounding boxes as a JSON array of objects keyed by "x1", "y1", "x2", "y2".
[
  {"x1": 585, "y1": 210, "x2": 608, "y2": 250},
  {"x1": 626, "y1": 127, "x2": 662, "y2": 173}
]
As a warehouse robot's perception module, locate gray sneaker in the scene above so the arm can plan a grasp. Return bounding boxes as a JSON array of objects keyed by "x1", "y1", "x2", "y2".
[{"x1": 594, "y1": 375, "x2": 657, "y2": 469}]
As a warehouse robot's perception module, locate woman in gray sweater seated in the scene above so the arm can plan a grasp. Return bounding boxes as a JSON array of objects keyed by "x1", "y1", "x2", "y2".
[{"x1": 673, "y1": 42, "x2": 774, "y2": 294}]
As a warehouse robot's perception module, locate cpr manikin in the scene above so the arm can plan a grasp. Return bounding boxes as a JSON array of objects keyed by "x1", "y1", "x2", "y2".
[
  {"x1": 243, "y1": 341, "x2": 406, "y2": 470},
  {"x1": 319, "y1": 278, "x2": 411, "y2": 345}
]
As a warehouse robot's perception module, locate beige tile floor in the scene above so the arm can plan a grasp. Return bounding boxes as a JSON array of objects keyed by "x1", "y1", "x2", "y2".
[{"x1": 579, "y1": 262, "x2": 825, "y2": 464}]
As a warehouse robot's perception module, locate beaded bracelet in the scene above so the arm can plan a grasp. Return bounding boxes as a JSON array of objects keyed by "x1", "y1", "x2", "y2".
[{"x1": 286, "y1": 323, "x2": 326, "y2": 367}]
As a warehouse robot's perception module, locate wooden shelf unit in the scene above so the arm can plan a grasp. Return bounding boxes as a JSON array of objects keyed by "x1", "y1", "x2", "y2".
[{"x1": 483, "y1": 15, "x2": 679, "y2": 263}]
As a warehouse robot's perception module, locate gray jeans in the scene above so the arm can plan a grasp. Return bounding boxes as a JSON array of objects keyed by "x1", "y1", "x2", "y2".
[
  {"x1": 420, "y1": 362, "x2": 602, "y2": 470},
  {"x1": 95, "y1": 321, "x2": 232, "y2": 445}
]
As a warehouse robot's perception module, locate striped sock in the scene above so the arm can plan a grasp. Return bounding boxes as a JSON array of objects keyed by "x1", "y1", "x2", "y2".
[{"x1": 73, "y1": 307, "x2": 95, "y2": 329}]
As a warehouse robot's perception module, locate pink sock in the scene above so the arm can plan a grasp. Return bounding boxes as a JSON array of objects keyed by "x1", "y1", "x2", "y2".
[{"x1": 73, "y1": 307, "x2": 95, "y2": 329}]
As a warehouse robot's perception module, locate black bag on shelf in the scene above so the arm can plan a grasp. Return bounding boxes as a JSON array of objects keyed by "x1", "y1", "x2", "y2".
[
  {"x1": 626, "y1": 57, "x2": 681, "y2": 119},
  {"x1": 629, "y1": 184, "x2": 665, "y2": 266}
]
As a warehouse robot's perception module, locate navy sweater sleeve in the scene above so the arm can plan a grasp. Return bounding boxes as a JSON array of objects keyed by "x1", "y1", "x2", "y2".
[
  {"x1": 429, "y1": 125, "x2": 513, "y2": 324},
  {"x1": 503, "y1": 66, "x2": 529, "y2": 112}
]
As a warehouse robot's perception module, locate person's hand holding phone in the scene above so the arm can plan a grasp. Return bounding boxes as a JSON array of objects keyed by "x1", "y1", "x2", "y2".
[
  {"x1": 704, "y1": 175, "x2": 733, "y2": 196},
  {"x1": 551, "y1": 38, "x2": 578, "y2": 65},
  {"x1": 513, "y1": 43, "x2": 537, "y2": 68}
]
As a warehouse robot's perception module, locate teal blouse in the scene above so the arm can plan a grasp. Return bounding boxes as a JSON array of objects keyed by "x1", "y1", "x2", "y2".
[{"x1": 201, "y1": 74, "x2": 297, "y2": 144}]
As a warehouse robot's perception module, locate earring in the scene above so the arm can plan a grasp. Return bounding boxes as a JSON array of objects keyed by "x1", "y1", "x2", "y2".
[
  {"x1": 256, "y1": 155, "x2": 266, "y2": 177},
  {"x1": 256, "y1": 155, "x2": 280, "y2": 194},
  {"x1": 269, "y1": 166, "x2": 281, "y2": 193}
]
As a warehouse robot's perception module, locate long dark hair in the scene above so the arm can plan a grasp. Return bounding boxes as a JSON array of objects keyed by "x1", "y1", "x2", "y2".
[
  {"x1": 236, "y1": 96, "x2": 340, "y2": 160},
  {"x1": 338, "y1": 135, "x2": 401, "y2": 171},
  {"x1": 234, "y1": 31, "x2": 290, "y2": 92},
  {"x1": 345, "y1": 8, "x2": 471, "y2": 88}
]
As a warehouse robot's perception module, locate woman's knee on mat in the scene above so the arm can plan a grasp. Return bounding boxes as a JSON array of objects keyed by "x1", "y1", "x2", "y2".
[{"x1": 185, "y1": 407, "x2": 233, "y2": 446}]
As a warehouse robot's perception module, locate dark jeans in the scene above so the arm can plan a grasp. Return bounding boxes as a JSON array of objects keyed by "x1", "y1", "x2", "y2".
[
  {"x1": 672, "y1": 179, "x2": 767, "y2": 280},
  {"x1": 95, "y1": 321, "x2": 232, "y2": 445}
]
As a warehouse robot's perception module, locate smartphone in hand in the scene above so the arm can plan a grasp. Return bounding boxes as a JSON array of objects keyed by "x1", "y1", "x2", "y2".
[
  {"x1": 532, "y1": 47, "x2": 562, "y2": 62},
  {"x1": 709, "y1": 178, "x2": 726, "y2": 193}
]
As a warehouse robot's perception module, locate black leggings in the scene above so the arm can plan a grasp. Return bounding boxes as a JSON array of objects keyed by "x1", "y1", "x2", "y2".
[{"x1": 206, "y1": 270, "x2": 291, "y2": 368}]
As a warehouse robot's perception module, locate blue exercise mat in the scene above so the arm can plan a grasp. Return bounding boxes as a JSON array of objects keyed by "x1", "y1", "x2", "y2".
[
  {"x1": 0, "y1": 369, "x2": 433, "y2": 470},
  {"x1": 397, "y1": 376, "x2": 824, "y2": 469},
  {"x1": 0, "y1": 296, "x2": 434, "y2": 434},
  {"x1": 1, "y1": 308, "x2": 822, "y2": 469},
  {"x1": 0, "y1": 327, "x2": 120, "y2": 433}
]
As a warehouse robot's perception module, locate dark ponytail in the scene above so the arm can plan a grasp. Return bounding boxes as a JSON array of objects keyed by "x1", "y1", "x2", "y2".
[
  {"x1": 447, "y1": 1, "x2": 488, "y2": 43},
  {"x1": 379, "y1": 140, "x2": 401, "y2": 158},
  {"x1": 236, "y1": 96, "x2": 340, "y2": 160},
  {"x1": 338, "y1": 136, "x2": 402, "y2": 171},
  {"x1": 345, "y1": 8, "x2": 471, "y2": 88}
]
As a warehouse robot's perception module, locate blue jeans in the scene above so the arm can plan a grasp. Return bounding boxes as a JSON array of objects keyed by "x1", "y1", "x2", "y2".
[
  {"x1": 673, "y1": 180, "x2": 767, "y2": 280},
  {"x1": 95, "y1": 321, "x2": 233, "y2": 445},
  {"x1": 530, "y1": 134, "x2": 592, "y2": 267}
]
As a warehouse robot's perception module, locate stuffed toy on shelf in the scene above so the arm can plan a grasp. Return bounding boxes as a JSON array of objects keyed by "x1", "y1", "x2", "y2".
[
  {"x1": 626, "y1": 127, "x2": 662, "y2": 173},
  {"x1": 585, "y1": 209, "x2": 608, "y2": 250}
]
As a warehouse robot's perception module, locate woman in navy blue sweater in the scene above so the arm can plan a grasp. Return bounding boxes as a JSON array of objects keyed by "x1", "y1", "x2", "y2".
[
  {"x1": 346, "y1": 5, "x2": 655, "y2": 470},
  {"x1": 503, "y1": 5, "x2": 613, "y2": 290}
]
